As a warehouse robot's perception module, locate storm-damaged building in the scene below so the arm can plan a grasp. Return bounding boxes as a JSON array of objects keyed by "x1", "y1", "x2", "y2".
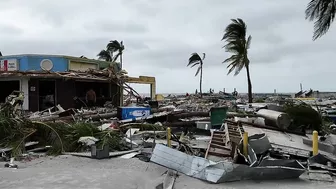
[{"x1": 0, "y1": 54, "x2": 156, "y2": 111}]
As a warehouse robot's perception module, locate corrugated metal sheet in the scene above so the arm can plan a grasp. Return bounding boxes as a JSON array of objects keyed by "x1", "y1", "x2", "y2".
[{"x1": 151, "y1": 144, "x2": 306, "y2": 183}]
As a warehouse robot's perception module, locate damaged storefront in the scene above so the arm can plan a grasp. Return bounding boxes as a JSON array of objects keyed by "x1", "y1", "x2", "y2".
[
  {"x1": 26, "y1": 73, "x2": 121, "y2": 111},
  {"x1": 0, "y1": 54, "x2": 135, "y2": 111}
]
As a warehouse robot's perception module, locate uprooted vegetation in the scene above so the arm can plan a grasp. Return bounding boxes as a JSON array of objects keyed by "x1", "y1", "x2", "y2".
[
  {"x1": 0, "y1": 107, "x2": 123, "y2": 157},
  {"x1": 283, "y1": 101, "x2": 332, "y2": 134}
]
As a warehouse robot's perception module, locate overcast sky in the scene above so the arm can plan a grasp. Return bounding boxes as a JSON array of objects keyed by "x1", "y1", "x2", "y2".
[{"x1": 0, "y1": 0, "x2": 335, "y2": 94}]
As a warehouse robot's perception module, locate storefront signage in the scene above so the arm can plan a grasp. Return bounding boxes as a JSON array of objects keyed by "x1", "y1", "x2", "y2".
[{"x1": 0, "y1": 59, "x2": 18, "y2": 71}]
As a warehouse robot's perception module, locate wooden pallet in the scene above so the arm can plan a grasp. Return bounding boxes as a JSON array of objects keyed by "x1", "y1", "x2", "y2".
[{"x1": 205, "y1": 122, "x2": 243, "y2": 161}]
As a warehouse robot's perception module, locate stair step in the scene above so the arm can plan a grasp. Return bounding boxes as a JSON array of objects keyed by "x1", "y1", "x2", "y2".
[
  {"x1": 210, "y1": 143, "x2": 231, "y2": 151},
  {"x1": 211, "y1": 140, "x2": 226, "y2": 146},
  {"x1": 213, "y1": 131, "x2": 226, "y2": 134},
  {"x1": 208, "y1": 151, "x2": 231, "y2": 157}
]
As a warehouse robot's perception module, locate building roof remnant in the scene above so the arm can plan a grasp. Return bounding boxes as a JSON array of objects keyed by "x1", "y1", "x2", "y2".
[
  {"x1": 0, "y1": 67, "x2": 126, "y2": 82},
  {"x1": 0, "y1": 54, "x2": 120, "y2": 70}
]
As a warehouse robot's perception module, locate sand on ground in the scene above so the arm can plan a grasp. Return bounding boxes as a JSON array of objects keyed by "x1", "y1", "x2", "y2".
[{"x1": 0, "y1": 155, "x2": 335, "y2": 189}]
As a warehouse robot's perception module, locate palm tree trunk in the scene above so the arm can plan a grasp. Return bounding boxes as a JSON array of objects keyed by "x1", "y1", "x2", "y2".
[
  {"x1": 109, "y1": 51, "x2": 113, "y2": 62},
  {"x1": 200, "y1": 65, "x2": 203, "y2": 98},
  {"x1": 245, "y1": 65, "x2": 253, "y2": 103},
  {"x1": 120, "y1": 51, "x2": 123, "y2": 69}
]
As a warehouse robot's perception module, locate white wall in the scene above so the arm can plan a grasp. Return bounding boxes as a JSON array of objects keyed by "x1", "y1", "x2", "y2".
[{"x1": 0, "y1": 77, "x2": 29, "y2": 110}]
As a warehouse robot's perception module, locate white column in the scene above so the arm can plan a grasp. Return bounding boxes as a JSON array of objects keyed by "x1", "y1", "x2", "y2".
[{"x1": 20, "y1": 78, "x2": 29, "y2": 110}]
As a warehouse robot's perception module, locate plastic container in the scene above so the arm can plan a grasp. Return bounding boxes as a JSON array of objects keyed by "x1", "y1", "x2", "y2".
[
  {"x1": 210, "y1": 107, "x2": 228, "y2": 127},
  {"x1": 117, "y1": 106, "x2": 151, "y2": 120}
]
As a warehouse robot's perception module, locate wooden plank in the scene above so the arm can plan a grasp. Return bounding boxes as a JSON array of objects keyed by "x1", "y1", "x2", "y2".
[
  {"x1": 205, "y1": 122, "x2": 241, "y2": 160},
  {"x1": 210, "y1": 143, "x2": 231, "y2": 151},
  {"x1": 228, "y1": 132, "x2": 241, "y2": 137},
  {"x1": 224, "y1": 123, "x2": 230, "y2": 145},
  {"x1": 211, "y1": 140, "x2": 226, "y2": 146},
  {"x1": 212, "y1": 138, "x2": 223, "y2": 143},
  {"x1": 208, "y1": 151, "x2": 231, "y2": 157},
  {"x1": 213, "y1": 131, "x2": 226, "y2": 134},
  {"x1": 205, "y1": 131, "x2": 214, "y2": 158}
]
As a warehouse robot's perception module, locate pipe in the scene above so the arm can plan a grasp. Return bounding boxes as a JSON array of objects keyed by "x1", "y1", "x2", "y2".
[
  {"x1": 256, "y1": 109, "x2": 291, "y2": 129},
  {"x1": 224, "y1": 119, "x2": 305, "y2": 136}
]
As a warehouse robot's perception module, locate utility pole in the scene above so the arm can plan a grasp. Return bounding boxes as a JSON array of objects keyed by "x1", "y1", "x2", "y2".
[{"x1": 300, "y1": 83, "x2": 303, "y2": 92}]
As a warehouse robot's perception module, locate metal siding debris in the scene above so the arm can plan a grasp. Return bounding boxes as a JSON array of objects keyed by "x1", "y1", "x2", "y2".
[
  {"x1": 248, "y1": 133, "x2": 272, "y2": 155},
  {"x1": 150, "y1": 144, "x2": 306, "y2": 183}
]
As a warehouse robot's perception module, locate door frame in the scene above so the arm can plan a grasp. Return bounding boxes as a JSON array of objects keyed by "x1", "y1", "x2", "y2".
[{"x1": 38, "y1": 79, "x2": 57, "y2": 111}]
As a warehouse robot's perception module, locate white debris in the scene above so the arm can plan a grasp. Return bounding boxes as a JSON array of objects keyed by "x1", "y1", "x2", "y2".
[{"x1": 78, "y1": 136, "x2": 99, "y2": 146}]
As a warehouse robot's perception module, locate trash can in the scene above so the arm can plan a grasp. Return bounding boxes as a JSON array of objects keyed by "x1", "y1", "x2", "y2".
[{"x1": 210, "y1": 107, "x2": 228, "y2": 128}]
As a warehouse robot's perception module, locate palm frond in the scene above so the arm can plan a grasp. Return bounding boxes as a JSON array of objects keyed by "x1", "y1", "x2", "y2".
[
  {"x1": 246, "y1": 35, "x2": 252, "y2": 49},
  {"x1": 234, "y1": 59, "x2": 245, "y2": 76},
  {"x1": 224, "y1": 40, "x2": 245, "y2": 54},
  {"x1": 188, "y1": 53, "x2": 201, "y2": 62},
  {"x1": 190, "y1": 62, "x2": 200, "y2": 68},
  {"x1": 305, "y1": 0, "x2": 336, "y2": 40},
  {"x1": 227, "y1": 62, "x2": 237, "y2": 75},
  {"x1": 226, "y1": 55, "x2": 244, "y2": 75},
  {"x1": 107, "y1": 40, "x2": 120, "y2": 51},
  {"x1": 195, "y1": 66, "x2": 201, "y2": 76},
  {"x1": 97, "y1": 50, "x2": 112, "y2": 62},
  {"x1": 107, "y1": 40, "x2": 125, "y2": 52},
  {"x1": 223, "y1": 55, "x2": 239, "y2": 64},
  {"x1": 187, "y1": 53, "x2": 202, "y2": 67},
  {"x1": 120, "y1": 41, "x2": 125, "y2": 51},
  {"x1": 222, "y1": 18, "x2": 251, "y2": 76},
  {"x1": 33, "y1": 121, "x2": 65, "y2": 153},
  {"x1": 222, "y1": 18, "x2": 247, "y2": 42}
]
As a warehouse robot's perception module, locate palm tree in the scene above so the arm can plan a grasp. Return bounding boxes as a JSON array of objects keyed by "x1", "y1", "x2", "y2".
[
  {"x1": 305, "y1": 0, "x2": 336, "y2": 40},
  {"x1": 222, "y1": 18, "x2": 253, "y2": 103},
  {"x1": 107, "y1": 40, "x2": 125, "y2": 67},
  {"x1": 187, "y1": 53, "x2": 205, "y2": 97},
  {"x1": 97, "y1": 49, "x2": 113, "y2": 62}
]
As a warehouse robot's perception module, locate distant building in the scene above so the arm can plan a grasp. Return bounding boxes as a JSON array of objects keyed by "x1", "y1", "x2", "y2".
[{"x1": 311, "y1": 91, "x2": 336, "y2": 99}]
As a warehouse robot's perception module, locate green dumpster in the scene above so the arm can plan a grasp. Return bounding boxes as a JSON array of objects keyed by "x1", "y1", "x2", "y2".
[{"x1": 210, "y1": 107, "x2": 228, "y2": 128}]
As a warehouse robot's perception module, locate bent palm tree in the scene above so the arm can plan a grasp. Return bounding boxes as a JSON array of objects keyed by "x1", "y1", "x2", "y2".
[
  {"x1": 187, "y1": 53, "x2": 205, "y2": 97},
  {"x1": 107, "y1": 40, "x2": 125, "y2": 67},
  {"x1": 222, "y1": 18, "x2": 253, "y2": 103},
  {"x1": 97, "y1": 49, "x2": 113, "y2": 62},
  {"x1": 305, "y1": 0, "x2": 336, "y2": 40}
]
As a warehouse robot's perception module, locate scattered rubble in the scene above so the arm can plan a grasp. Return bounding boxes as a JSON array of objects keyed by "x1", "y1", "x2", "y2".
[{"x1": 1, "y1": 91, "x2": 336, "y2": 185}]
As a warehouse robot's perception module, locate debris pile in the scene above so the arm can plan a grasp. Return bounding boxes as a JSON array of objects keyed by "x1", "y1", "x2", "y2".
[{"x1": 1, "y1": 91, "x2": 336, "y2": 185}]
